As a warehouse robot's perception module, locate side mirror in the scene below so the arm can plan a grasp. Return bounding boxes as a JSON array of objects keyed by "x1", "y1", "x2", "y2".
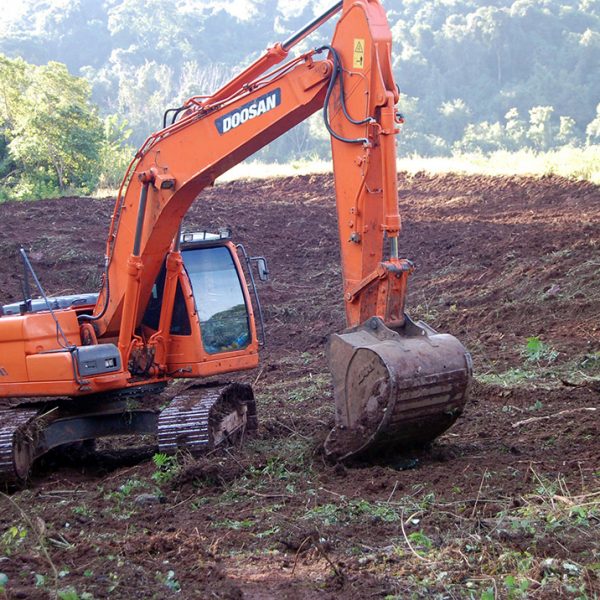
[{"x1": 255, "y1": 257, "x2": 269, "y2": 282}]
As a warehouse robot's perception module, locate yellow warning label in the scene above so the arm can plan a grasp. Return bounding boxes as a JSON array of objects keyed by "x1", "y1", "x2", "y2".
[{"x1": 353, "y1": 38, "x2": 365, "y2": 69}]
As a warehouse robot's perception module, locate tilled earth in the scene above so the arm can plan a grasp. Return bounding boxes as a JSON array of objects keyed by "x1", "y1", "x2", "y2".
[{"x1": 0, "y1": 173, "x2": 598, "y2": 599}]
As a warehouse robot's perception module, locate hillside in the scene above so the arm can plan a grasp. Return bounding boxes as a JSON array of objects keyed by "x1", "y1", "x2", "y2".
[{"x1": 0, "y1": 0, "x2": 598, "y2": 158}]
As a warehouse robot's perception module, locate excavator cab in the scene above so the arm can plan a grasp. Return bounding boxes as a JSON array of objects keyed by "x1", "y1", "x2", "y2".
[{"x1": 141, "y1": 230, "x2": 265, "y2": 377}]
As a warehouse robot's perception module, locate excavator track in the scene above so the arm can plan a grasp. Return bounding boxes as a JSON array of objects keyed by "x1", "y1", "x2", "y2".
[
  {"x1": 0, "y1": 383, "x2": 256, "y2": 485},
  {"x1": 158, "y1": 383, "x2": 255, "y2": 455},
  {"x1": 0, "y1": 407, "x2": 41, "y2": 484}
]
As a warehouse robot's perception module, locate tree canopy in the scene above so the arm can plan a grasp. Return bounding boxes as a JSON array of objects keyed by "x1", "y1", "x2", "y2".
[
  {"x1": 0, "y1": 56, "x2": 103, "y2": 199},
  {"x1": 0, "y1": 0, "x2": 598, "y2": 168}
]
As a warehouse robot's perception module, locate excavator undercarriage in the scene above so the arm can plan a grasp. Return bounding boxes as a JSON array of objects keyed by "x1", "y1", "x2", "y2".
[{"x1": 0, "y1": 382, "x2": 255, "y2": 484}]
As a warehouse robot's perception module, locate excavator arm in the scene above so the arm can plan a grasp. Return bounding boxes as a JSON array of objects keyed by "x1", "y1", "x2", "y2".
[
  {"x1": 0, "y1": 0, "x2": 471, "y2": 481},
  {"x1": 86, "y1": 0, "x2": 472, "y2": 460}
]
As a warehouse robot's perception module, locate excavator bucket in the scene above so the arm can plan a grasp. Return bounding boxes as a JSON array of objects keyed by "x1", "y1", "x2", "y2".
[{"x1": 324, "y1": 316, "x2": 472, "y2": 461}]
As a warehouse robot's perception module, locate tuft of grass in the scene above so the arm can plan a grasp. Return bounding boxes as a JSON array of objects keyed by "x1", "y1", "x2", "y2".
[
  {"x1": 476, "y1": 368, "x2": 538, "y2": 387},
  {"x1": 303, "y1": 498, "x2": 401, "y2": 527}
]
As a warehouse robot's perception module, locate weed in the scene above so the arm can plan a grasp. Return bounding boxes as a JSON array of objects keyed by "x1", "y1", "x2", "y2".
[
  {"x1": 352, "y1": 499, "x2": 401, "y2": 522},
  {"x1": 255, "y1": 457, "x2": 294, "y2": 481},
  {"x1": 503, "y1": 574, "x2": 530, "y2": 598},
  {"x1": 303, "y1": 499, "x2": 401, "y2": 526},
  {"x1": 72, "y1": 504, "x2": 94, "y2": 518},
  {"x1": 286, "y1": 374, "x2": 330, "y2": 403},
  {"x1": 303, "y1": 503, "x2": 340, "y2": 526},
  {"x1": 407, "y1": 531, "x2": 433, "y2": 553},
  {"x1": 476, "y1": 368, "x2": 537, "y2": 387},
  {"x1": 522, "y1": 336, "x2": 558, "y2": 364},
  {"x1": 151, "y1": 452, "x2": 180, "y2": 484},
  {"x1": 0, "y1": 525, "x2": 27, "y2": 556},
  {"x1": 191, "y1": 497, "x2": 210, "y2": 510},
  {"x1": 155, "y1": 570, "x2": 181, "y2": 592},
  {"x1": 411, "y1": 302, "x2": 439, "y2": 323},
  {"x1": 57, "y1": 588, "x2": 94, "y2": 600},
  {"x1": 104, "y1": 477, "x2": 146, "y2": 503},
  {"x1": 527, "y1": 399, "x2": 544, "y2": 411},
  {"x1": 581, "y1": 351, "x2": 600, "y2": 369},
  {"x1": 255, "y1": 526, "x2": 281, "y2": 539},
  {"x1": 213, "y1": 518, "x2": 254, "y2": 530}
]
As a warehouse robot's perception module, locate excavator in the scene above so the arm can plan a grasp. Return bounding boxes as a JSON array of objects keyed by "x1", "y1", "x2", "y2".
[{"x1": 0, "y1": 0, "x2": 471, "y2": 484}]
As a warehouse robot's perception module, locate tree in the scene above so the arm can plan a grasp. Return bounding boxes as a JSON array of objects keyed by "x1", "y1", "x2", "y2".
[
  {"x1": 0, "y1": 56, "x2": 103, "y2": 198},
  {"x1": 585, "y1": 103, "x2": 600, "y2": 144},
  {"x1": 97, "y1": 114, "x2": 135, "y2": 190},
  {"x1": 528, "y1": 106, "x2": 554, "y2": 151},
  {"x1": 504, "y1": 108, "x2": 527, "y2": 149},
  {"x1": 438, "y1": 99, "x2": 471, "y2": 143}
]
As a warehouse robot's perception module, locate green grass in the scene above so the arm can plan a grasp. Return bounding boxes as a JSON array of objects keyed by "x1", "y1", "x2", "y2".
[
  {"x1": 213, "y1": 146, "x2": 600, "y2": 184},
  {"x1": 91, "y1": 146, "x2": 600, "y2": 196},
  {"x1": 396, "y1": 146, "x2": 600, "y2": 183}
]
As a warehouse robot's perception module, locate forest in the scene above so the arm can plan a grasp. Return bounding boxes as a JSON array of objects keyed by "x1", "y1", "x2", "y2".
[{"x1": 0, "y1": 0, "x2": 598, "y2": 198}]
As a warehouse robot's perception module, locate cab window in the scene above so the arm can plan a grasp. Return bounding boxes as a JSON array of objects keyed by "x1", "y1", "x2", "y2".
[{"x1": 182, "y1": 245, "x2": 250, "y2": 354}]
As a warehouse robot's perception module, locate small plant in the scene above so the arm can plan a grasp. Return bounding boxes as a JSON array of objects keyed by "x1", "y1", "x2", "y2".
[
  {"x1": 303, "y1": 499, "x2": 401, "y2": 527},
  {"x1": 527, "y1": 399, "x2": 544, "y2": 412},
  {"x1": 476, "y1": 368, "x2": 537, "y2": 387},
  {"x1": 303, "y1": 503, "x2": 340, "y2": 526},
  {"x1": 255, "y1": 525, "x2": 281, "y2": 539},
  {"x1": 104, "y1": 477, "x2": 145, "y2": 503},
  {"x1": 522, "y1": 336, "x2": 558, "y2": 364},
  {"x1": 155, "y1": 569, "x2": 181, "y2": 592},
  {"x1": 151, "y1": 452, "x2": 180, "y2": 484},
  {"x1": 581, "y1": 350, "x2": 600, "y2": 369},
  {"x1": 0, "y1": 573, "x2": 8, "y2": 594},
  {"x1": 407, "y1": 531, "x2": 433, "y2": 553},
  {"x1": 0, "y1": 524, "x2": 27, "y2": 556},
  {"x1": 72, "y1": 504, "x2": 94, "y2": 518},
  {"x1": 57, "y1": 587, "x2": 94, "y2": 600},
  {"x1": 503, "y1": 574, "x2": 530, "y2": 599}
]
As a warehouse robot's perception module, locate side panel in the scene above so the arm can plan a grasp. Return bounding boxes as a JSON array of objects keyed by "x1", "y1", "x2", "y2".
[
  {"x1": 0, "y1": 317, "x2": 26, "y2": 384},
  {"x1": 0, "y1": 311, "x2": 80, "y2": 387},
  {"x1": 0, "y1": 310, "x2": 130, "y2": 397}
]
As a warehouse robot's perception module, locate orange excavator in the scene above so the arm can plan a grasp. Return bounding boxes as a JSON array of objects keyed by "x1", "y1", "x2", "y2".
[{"x1": 0, "y1": 0, "x2": 471, "y2": 483}]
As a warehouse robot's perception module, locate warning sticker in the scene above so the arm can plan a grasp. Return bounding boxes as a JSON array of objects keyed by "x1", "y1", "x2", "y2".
[{"x1": 353, "y1": 38, "x2": 365, "y2": 69}]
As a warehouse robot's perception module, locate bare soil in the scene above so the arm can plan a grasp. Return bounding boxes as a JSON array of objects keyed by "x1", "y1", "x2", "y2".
[{"x1": 0, "y1": 173, "x2": 598, "y2": 599}]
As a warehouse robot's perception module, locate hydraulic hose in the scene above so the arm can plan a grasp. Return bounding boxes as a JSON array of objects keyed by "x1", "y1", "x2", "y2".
[{"x1": 315, "y1": 45, "x2": 373, "y2": 145}]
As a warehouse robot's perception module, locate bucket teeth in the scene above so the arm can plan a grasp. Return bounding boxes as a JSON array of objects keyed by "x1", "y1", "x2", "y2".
[{"x1": 325, "y1": 315, "x2": 471, "y2": 461}]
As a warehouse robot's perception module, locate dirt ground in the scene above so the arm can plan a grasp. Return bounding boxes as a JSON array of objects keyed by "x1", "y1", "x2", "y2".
[{"x1": 0, "y1": 173, "x2": 598, "y2": 599}]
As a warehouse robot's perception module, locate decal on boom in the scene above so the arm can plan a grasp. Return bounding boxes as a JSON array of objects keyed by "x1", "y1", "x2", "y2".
[{"x1": 215, "y1": 89, "x2": 281, "y2": 134}]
